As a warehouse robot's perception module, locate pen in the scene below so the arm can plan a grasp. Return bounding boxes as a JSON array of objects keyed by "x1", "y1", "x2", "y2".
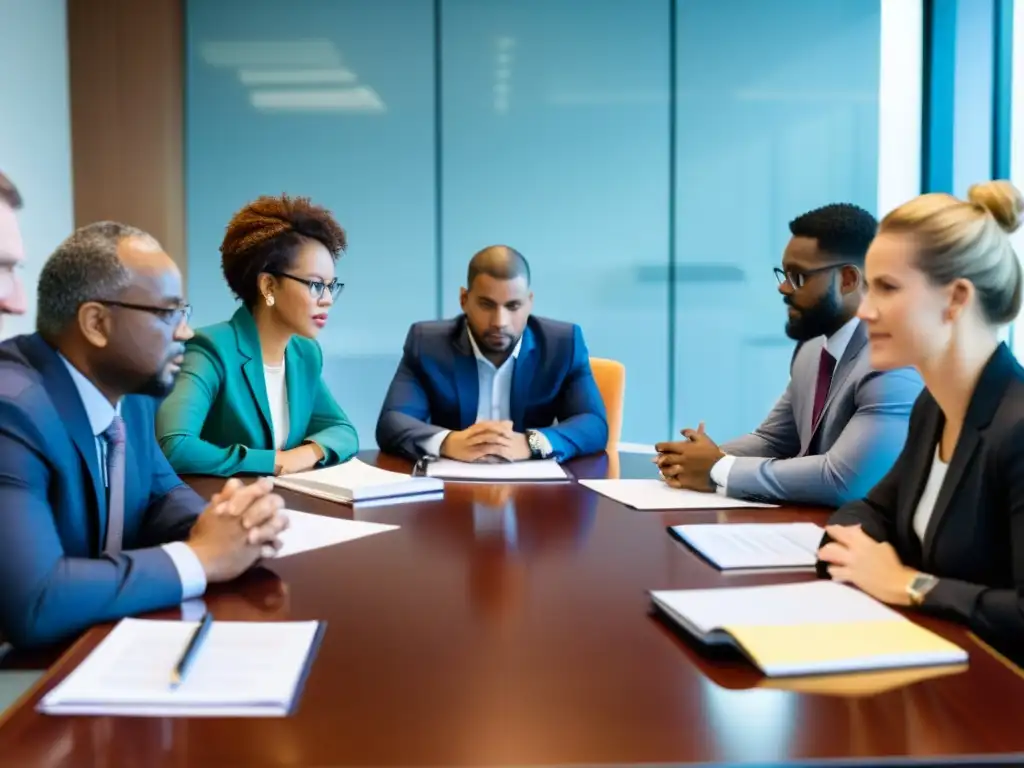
[{"x1": 170, "y1": 612, "x2": 213, "y2": 688}]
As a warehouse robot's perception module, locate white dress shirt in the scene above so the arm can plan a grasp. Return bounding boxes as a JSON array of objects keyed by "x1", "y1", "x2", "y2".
[
  {"x1": 419, "y1": 330, "x2": 553, "y2": 457},
  {"x1": 912, "y1": 445, "x2": 948, "y2": 542},
  {"x1": 709, "y1": 317, "x2": 861, "y2": 494},
  {"x1": 59, "y1": 355, "x2": 207, "y2": 599},
  {"x1": 264, "y1": 360, "x2": 290, "y2": 450}
]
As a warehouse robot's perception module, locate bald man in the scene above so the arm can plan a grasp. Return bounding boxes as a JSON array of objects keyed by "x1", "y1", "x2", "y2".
[{"x1": 376, "y1": 246, "x2": 608, "y2": 462}]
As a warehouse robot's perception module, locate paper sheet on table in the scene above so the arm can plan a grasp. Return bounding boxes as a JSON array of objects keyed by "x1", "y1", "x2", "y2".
[
  {"x1": 39, "y1": 618, "x2": 323, "y2": 717},
  {"x1": 274, "y1": 509, "x2": 398, "y2": 558},
  {"x1": 669, "y1": 522, "x2": 823, "y2": 570},
  {"x1": 579, "y1": 479, "x2": 777, "y2": 510},
  {"x1": 425, "y1": 458, "x2": 568, "y2": 482}
]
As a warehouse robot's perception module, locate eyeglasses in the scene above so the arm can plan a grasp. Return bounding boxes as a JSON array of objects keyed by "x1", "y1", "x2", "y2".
[
  {"x1": 774, "y1": 264, "x2": 850, "y2": 290},
  {"x1": 269, "y1": 272, "x2": 344, "y2": 301},
  {"x1": 93, "y1": 300, "x2": 193, "y2": 326}
]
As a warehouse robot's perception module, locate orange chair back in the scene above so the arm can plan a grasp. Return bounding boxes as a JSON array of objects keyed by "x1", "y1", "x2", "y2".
[{"x1": 589, "y1": 357, "x2": 625, "y2": 452}]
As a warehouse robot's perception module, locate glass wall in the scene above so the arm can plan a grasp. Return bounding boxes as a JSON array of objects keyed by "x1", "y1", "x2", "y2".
[
  {"x1": 186, "y1": 0, "x2": 900, "y2": 447},
  {"x1": 673, "y1": 0, "x2": 881, "y2": 439}
]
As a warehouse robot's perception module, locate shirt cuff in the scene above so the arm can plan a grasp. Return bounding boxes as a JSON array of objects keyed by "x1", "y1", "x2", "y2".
[
  {"x1": 418, "y1": 429, "x2": 451, "y2": 458},
  {"x1": 162, "y1": 541, "x2": 208, "y2": 601},
  {"x1": 709, "y1": 454, "x2": 736, "y2": 496}
]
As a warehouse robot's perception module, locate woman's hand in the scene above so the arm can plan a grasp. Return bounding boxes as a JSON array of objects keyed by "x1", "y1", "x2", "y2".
[
  {"x1": 274, "y1": 443, "x2": 325, "y2": 475},
  {"x1": 817, "y1": 523, "x2": 918, "y2": 606}
]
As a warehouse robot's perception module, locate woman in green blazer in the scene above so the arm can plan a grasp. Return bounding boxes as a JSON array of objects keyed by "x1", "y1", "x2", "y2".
[{"x1": 156, "y1": 194, "x2": 359, "y2": 476}]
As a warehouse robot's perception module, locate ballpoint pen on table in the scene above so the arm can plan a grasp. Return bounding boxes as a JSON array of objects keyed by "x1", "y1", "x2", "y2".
[{"x1": 170, "y1": 611, "x2": 213, "y2": 688}]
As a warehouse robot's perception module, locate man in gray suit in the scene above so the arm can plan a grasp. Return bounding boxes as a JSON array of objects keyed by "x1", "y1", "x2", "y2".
[{"x1": 655, "y1": 203, "x2": 922, "y2": 507}]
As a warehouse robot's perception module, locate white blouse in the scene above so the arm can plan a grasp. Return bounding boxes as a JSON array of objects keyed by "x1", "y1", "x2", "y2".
[
  {"x1": 263, "y1": 361, "x2": 289, "y2": 450},
  {"x1": 912, "y1": 445, "x2": 949, "y2": 542}
]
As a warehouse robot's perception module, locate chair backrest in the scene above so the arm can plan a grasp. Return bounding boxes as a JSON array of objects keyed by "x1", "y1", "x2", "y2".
[{"x1": 589, "y1": 357, "x2": 625, "y2": 451}]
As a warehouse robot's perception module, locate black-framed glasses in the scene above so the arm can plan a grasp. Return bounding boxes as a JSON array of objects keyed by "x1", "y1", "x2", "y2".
[
  {"x1": 774, "y1": 264, "x2": 850, "y2": 290},
  {"x1": 93, "y1": 300, "x2": 193, "y2": 326},
  {"x1": 269, "y1": 271, "x2": 344, "y2": 301}
]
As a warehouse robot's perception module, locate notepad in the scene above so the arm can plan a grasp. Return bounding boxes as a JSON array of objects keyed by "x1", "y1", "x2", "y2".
[
  {"x1": 39, "y1": 618, "x2": 324, "y2": 717},
  {"x1": 580, "y1": 479, "x2": 777, "y2": 510},
  {"x1": 273, "y1": 509, "x2": 398, "y2": 558},
  {"x1": 650, "y1": 581, "x2": 967, "y2": 677},
  {"x1": 272, "y1": 458, "x2": 443, "y2": 505},
  {"x1": 425, "y1": 457, "x2": 568, "y2": 482},
  {"x1": 668, "y1": 523, "x2": 824, "y2": 571}
]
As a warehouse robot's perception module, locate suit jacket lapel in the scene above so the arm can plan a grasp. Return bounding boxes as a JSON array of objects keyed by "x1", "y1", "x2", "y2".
[
  {"x1": 23, "y1": 335, "x2": 107, "y2": 550},
  {"x1": 898, "y1": 401, "x2": 941, "y2": 565},
  {"x1": 452, "y1": 320, "x2": 479, "y2": 429},
  {"x1": 806, "y1": 323, "x2": 868, "y2": 449},
  {"x1": 920, "y1": 343, "x2": 1014, "y2": 558},
  {"x1": 232, "y1": 308, "x2": 274, "y2": 445},
  {"x1": 510, "y1": 327, "x2": 536, "y2": 431},
  {"x1": 921, "y1": 425, "x2": 980, "y2": 557},
  {"x1": 796, "y1": 339, "x2": 822, "y2": 455}
]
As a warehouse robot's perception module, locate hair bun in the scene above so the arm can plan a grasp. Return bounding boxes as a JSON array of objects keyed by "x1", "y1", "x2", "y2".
[{"x1": 967, "y1": 180, "x2": 1024, "y2": 234}]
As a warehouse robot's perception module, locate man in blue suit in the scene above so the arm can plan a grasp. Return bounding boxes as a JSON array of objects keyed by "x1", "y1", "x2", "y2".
[
  {"x1": 376, "y1": 246, "x2": 608, "y2": 462},
  {"x1": 0, "y1": 221, "x2": 289, "y2": 648}
]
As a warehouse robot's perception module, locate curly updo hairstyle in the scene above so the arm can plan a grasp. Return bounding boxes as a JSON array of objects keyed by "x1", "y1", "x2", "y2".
[{"x1": 220, "y1": 194, "x2": 347, "y2": 309}]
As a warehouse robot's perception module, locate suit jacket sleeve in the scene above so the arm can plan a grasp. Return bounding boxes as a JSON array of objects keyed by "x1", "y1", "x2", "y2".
[
  {"x1": 139, "y1": 398, "x2": 207, "y2": 547},
  {"x1": 156, "y1": 339, "x2": 277, "y2": 476},
  {"x1": 375, "y1": 326, "x2": 446, "y2": 459},
  {"x1": 0, "y1": 401, "x2": 188, "y2": 648},
  {"x1": 720, "y1": 383, "x2": 801, "y2": 459},
  {"x1": 915, "y1": 421, "x2": 1024, "y2": 648},
  {"x1": 304, "y1": 343, "x2": 359, "y2": 464},
  {"x1": 722, "y1": 368, "x2": 920, "y2": 506},
  {"x1": 537, "y1": 325, "x2": 609, "y2": 460}
]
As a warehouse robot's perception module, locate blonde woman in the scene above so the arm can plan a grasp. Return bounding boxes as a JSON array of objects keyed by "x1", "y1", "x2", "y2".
[{"x1": 817, "y1": 180, "x2": 1024, "y2": 667}]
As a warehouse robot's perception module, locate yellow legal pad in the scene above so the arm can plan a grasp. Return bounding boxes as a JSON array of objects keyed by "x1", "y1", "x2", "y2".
[{"x1": 650, "y1": 581, "x2": 968, "y2": 677}]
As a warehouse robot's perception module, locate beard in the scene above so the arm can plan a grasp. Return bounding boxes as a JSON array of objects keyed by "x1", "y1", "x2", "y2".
[
  {"x1": 469, "y1": 325, "x2": 519, "y2": 356},
  {"x1": 134, "y1": 372, "x2": 176, "y2": 398},
  {"x1": 785, "y1": 288, "x2": 843, "y2": 341}
]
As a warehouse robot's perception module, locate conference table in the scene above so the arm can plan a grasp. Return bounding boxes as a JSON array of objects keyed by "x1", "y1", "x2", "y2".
[{"x1": 1, "y1": 450, "x2": 1023, "y2": 767}]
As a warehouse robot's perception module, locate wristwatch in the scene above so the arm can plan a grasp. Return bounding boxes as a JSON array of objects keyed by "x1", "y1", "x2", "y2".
[
  {"x1": 906, "y1": 572, "x2": 939, "y2": 606},
  {"x1": 525, "y1": 429, "x2": 549, "y2": 459}
]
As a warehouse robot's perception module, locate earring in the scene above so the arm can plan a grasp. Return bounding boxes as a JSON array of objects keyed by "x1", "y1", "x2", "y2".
[{"x1": 265, "y1": 294, "x2": 275, "y2": 307}]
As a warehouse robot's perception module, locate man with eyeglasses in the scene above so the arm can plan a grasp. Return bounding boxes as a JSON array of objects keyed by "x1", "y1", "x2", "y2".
[
  {"x1": 0, "y1": 222, "x2": 289, "y2": 647},
  {"x1": 0, "y1": 170, "x2": 27, "y2": 334},
  {"x1": 655, "y1": 203, "x2": 922, "y2": 507}
]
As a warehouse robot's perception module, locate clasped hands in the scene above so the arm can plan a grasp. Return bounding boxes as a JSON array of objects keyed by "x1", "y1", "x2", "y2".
[
  {"x1": 186, "y1": 477, "x2": 290, "y2": 583},
  {"x1": 441, "y1": 420, "x2": 532, "y2": 463},
  {"x1": 653, "y1": 422, "x2": 723, "y2": 492}
]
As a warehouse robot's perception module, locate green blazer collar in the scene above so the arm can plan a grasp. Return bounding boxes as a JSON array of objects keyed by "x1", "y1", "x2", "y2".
[{"x1": 229, "y1": 306, "x2": 312, "y2": 448}]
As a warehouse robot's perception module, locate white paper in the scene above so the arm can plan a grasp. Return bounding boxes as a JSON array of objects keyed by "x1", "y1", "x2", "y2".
[
  {"x1": 273, "y1": 458, "x2": 443, "y2": 502},
  {"x1": 579, "y1": 479, "x2": 777, "y2": 510},
  {"x1": 273, "y1": 509, "x2": 398, "y2": 559},
  {"x1": 425, "y1": 458, "x2": 568, "y2": 482},
  {"x1": 670, "y1": 523, "x2": 823, "y2": 570},
  {"x1": 650, "y1": 581, "x2": 904, "y2": 638},
  {"x1": 39, "y1": 618, "x2": 320, "y2": 717}
]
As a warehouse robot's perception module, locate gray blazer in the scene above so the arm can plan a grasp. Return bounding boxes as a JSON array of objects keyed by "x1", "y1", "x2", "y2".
[{"x1": 721, "y1": 322, "x2": 923, "y2": 507}]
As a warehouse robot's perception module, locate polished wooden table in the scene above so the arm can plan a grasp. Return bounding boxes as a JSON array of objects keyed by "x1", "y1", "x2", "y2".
[{"x1": 1, "y1": 451, "x2": 1023, "y2": 767}]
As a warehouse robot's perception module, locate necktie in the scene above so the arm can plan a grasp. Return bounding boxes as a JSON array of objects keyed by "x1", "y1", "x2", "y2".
[
  {"x1": 103, "y1": 415, "x2": 126, "y2": 555},
  {"x1": 811, "y1": 348, "x2": 836, "y2": 430}
]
